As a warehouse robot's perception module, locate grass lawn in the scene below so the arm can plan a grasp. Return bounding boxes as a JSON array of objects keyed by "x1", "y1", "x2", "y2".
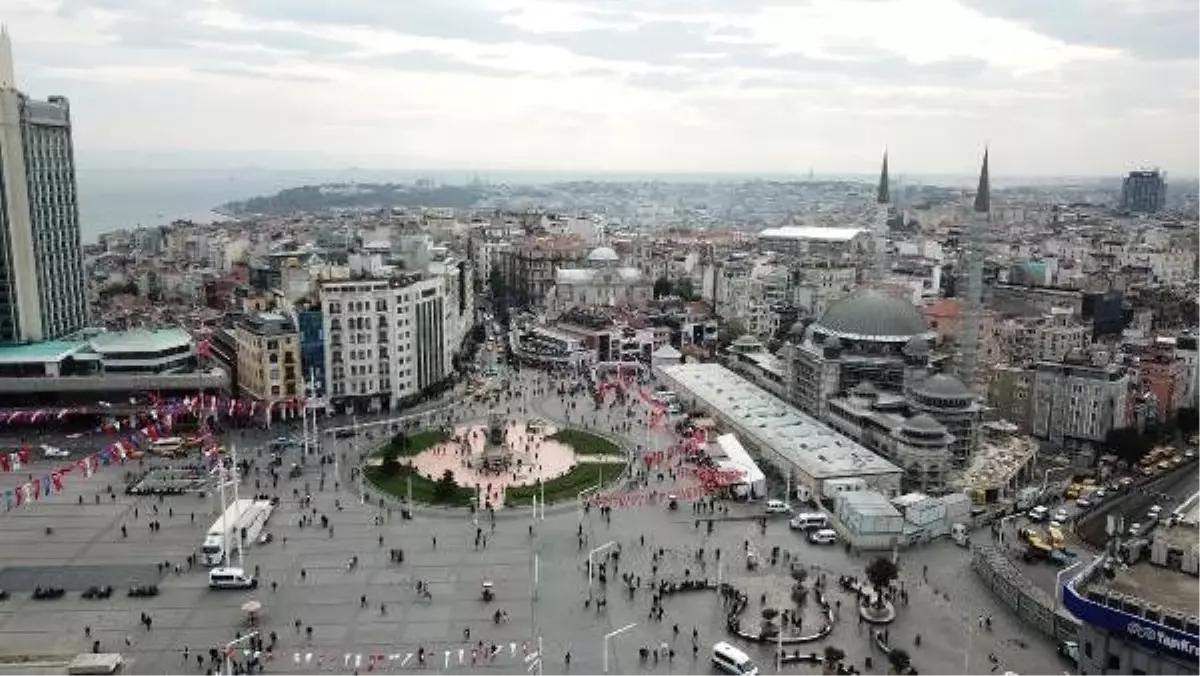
[
  {"x1": 547, "y1": 428, "x2": 621, "y2": 456},
  {"x1": 378, "y1": 429, "x2": 450, "y2": 458},
  {"x1": 364, "y1": 464, "x2": 475, "y2": 507},
  {"x1": 505, "y1": 461, "x2": 625, "y2": 507}
]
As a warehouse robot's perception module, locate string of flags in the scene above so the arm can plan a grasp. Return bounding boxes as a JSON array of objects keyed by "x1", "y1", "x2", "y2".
[
  {"x1": 286, "y1": 641, "x2": 539, "y2": 672},
  {"x1": 0, "y1": 394, "x2": 311, "y2": 426},
  {"x1": 0, "y1": 419, "x2": 184, "y2": 512},
  {"x1": 597, "y1": 378, "x2": 671, "y2": 430}
]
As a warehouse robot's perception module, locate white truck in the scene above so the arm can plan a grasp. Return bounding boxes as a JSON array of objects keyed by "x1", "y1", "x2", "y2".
[
  {"x1": 1015, "y1": 486, "x2": 1041, "y2": 511},
  {"x1": 201, "y1": 499, "x2": 274, "y2": 566}
]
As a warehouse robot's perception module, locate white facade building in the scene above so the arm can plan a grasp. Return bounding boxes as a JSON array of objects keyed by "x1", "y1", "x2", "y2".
[
  {"x1": 545, "y1": 246, "x2": 652, "y2": 319},
  {"x1": 0, "y1": 30, "x2": 88, "y2": 343},
  {"x1": 319, "y1": 265, "x2": 473, "y2": 414},
  {"x1": 1032, "y1": 354, "x2": 1131, "y2": 466}
]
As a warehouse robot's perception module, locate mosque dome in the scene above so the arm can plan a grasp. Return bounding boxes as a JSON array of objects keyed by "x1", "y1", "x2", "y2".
[
  {"x1": 813, "y1": 291, "x2": 930, "y2": 341},
  {"x1": 913, "y1": 373, "x2": 973, "y2": 399},
  {"x1": 586, "y1": 247, "x2": 620, "y2": 265}
]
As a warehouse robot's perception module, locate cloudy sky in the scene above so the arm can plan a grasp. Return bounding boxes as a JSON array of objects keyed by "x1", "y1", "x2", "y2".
[{"x1": 5, "y1": 0, "x2": 1197, "y2": 176}]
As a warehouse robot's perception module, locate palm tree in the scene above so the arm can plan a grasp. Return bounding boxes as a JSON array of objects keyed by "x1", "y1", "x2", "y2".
[
  {"x1": 887, "y1": 648, "x2": 911, "y2": 675},
  {"x1": 822, "y1": 646, "x2": 846, "y2": 675}
]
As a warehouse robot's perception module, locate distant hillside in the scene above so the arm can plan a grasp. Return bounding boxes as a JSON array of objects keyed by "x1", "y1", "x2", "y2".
[{"x1": 219, "y1": 183, "x2": 486, "y2": 215}]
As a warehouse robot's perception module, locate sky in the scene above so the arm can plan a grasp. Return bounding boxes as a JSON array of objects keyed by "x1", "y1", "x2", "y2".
[{"x1": 4, "y1": 0, "x2": 1198, "y2": 177}]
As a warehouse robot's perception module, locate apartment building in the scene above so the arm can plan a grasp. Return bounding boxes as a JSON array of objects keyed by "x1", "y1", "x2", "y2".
[
  {"x1": 1032, "y1": 352, "x2": 1131, "y2": 466},
  {"x1": 319, "y1": 266, "x2": 473, "y2": 414},
  {"x1": 234, "y1": 312, "x2": 301, "y2": 403},
  {"x1": 497, "y1": 237, "x2": 588, "y2": 309}
]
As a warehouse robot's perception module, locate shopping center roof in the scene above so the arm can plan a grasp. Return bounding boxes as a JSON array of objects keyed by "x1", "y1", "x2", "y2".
[
  {"x1": 88, "y1": 328, "x2": 193, "y2": 354},
  {"x1": 657, "y1": 363, "x2": 900, "y2": 480},
  {"x1": 0, "y1": 340, "x2": 86, "y2": 364}
]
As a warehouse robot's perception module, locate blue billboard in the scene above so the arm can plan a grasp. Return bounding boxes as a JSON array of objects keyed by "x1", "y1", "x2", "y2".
[{"x1": 1063, "y1": 583, "x2": 1199, "y2": 662}]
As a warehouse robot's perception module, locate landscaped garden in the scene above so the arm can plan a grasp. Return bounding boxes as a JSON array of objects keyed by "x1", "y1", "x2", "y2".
[
  {"x1": 363, "y1": 463, "x2": 475, "y2": 507},
  {"x1": 381, "y1": 429, "x2": 450, "y2": 457},
  {"x1": 364, "y1": 423, "x2": 626, "y2": 509},
  {"x1": 546, "y1": 428, "x2": 620, "y2": 456},
  {"x1": 504, "y1": 461, "x2": 625, "y2": 507}
]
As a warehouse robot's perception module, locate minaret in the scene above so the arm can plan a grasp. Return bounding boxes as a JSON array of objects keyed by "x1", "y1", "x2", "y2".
[
  {"x1": 958, "y1": 148, "x2": 989, "y2": 394},
  {"x1": 0, "y1": 26, "x2": 15, "y2": 89},
  {"x1": 872, "y1": 151, "x2": 891, "y2": 287}
]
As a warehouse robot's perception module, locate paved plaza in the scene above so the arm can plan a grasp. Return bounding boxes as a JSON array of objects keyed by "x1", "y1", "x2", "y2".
[{"x1": 0, "y1": 369, "x2": 1073, "y2": 675}]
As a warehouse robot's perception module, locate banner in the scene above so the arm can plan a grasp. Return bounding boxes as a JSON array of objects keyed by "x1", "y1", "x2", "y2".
[
  {"x1": 285, "y1": 640, "x2": 539, "y2": 672},
  {"x1": 0, "y1": 395, "x2": 309, "y2": 427},
  {"x1": 0, "y1": 416, "x2": 224, "y2": 513}
]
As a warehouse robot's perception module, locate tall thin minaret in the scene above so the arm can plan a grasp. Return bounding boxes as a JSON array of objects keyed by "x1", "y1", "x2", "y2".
[
  {"x1": 872, "y1": 151, "x2": 891, "y2": 287},
  {"x1": 958, "y1": 148, "x2": 990, "y2": 393},
  {"x1": 0, "y1": 26, "x2": 15, "y2": 90}
]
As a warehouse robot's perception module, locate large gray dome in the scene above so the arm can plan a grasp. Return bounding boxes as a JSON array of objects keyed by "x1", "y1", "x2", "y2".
[
  {"x1": 914, "y1": 373, "x2": 973, "y2": 399},
  {"x1": 814, "y1": 291, "x2": 930, "y2": 341}
]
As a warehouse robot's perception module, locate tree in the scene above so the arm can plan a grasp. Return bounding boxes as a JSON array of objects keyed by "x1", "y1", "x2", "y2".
[
  {"x1": 717, "y1": 319, "x2": 747, "y2": 349},
  {"x1": 379, "y1": 443, "x2": 402, "y2": 477},
  {"x1": 759, "y1": 607, "x2": 779, "y2": 639},
  {"x1": 1104, "y1": 427, "x2": 1157, "y2": 465},
  {"x1": 653, "y1": 276, "x2": 672, "y2": 299},
  {"x1": 887, "y1": 648, "x2": 911, "y2": 675},
  {"x1": 865, "y1": 557, "x2": 898, "y2": 608},
  {"x1": 790, "y1": 566, "x2": 809, "y2": 604},
  {"x1": 822, "y1": 646, "x2": 846, "y2": 675},
  {"x1": 433, "y1": 469, "x2": 459, "y2": 502},
  {"x1": 675, "y1": 277, "x2": 698, "y2": 301}
]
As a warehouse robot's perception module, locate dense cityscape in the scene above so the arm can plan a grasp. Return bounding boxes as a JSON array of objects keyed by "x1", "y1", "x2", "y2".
[{"x1": 0, "y1": 11, "x2": 1198, "y2": 676}]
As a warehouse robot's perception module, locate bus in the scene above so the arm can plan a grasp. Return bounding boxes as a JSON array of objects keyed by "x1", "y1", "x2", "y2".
[
  {"x1": 148, "y1": 437, "x2": 185, "y2": 456},
  {"x1": 201, "y1": 499, "x2": 274, "y2": 566}
]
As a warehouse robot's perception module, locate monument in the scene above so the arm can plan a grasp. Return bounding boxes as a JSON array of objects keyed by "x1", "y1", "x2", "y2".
[{"x1": 481, "y1": 411, "x2": 512, "y2": 471}]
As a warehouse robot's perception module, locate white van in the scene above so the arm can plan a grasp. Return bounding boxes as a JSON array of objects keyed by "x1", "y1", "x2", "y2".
[
  {"x1": 808, "y1": 529, "x2": 838, "y2": 545},
  {"x1": 765, "y1": 500, "x2": 792, "y2": 515},
  {"x1": 712, "y1": 641, "x2": 758, "y2": 675},
  {"x1": 208, "y1": 567, "x2": 257, "y2": 590},
  {"x1": 789, "y1": 512, "x2": 828, "y2": 531},
  {"x1": 1027, "y1": 505, "x2": 1050, "y2": 522}
]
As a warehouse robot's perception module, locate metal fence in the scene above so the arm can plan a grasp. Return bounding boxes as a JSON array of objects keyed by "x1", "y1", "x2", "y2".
[{"x1": 971, "y1": 545, "x2": 1079, "y2": 644}]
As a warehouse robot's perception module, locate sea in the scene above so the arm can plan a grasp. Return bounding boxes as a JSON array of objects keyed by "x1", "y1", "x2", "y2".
[{"x1": 75, "y1": 166, "x2": 1101, "y2": 243}]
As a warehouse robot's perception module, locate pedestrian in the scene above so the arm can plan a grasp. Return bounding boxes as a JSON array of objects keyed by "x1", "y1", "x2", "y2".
[{"x1": 84, "y1": 626, "x2": 91, "y2": 638}]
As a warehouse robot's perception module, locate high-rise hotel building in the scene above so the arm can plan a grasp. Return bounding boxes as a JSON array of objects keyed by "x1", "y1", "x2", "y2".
[{"x1": 0, "y1": 29, "x2": 88, "y2": 343}]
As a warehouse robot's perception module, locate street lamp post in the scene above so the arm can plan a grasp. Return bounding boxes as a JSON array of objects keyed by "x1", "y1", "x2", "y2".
[
  {"x1": 603, "y1": 623, "x2": 637, "y2": 673},
  {"x1": 223, "y1": 631, "x2": 259, "y2": 676},
  {"x1": 578, "y1": 483, "x2": 601, "y2": 522},
  {"x1": 997, "y1": 513, "x2": 1019, "y2": 547},
  {"x1": 587, "y1": 541, "x2": 617, "y2": 592}
]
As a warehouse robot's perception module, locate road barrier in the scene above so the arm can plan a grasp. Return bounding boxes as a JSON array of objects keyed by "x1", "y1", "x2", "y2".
[{"x1": 971, "y1": 545, "x2": 1079, "y2": 644}]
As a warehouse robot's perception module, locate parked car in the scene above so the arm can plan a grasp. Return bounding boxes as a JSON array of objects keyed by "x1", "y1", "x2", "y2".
[
  {"x1": 81, "y1": 585, "x2": 114, "y2": 599},
  {"x1": 41, "y1": 445, "x2": 69, "y2": 459}
]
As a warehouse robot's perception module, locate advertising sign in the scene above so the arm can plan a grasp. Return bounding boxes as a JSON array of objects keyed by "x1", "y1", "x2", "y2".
[{"x1": 1062, "y1": 584, "x2": 1199, "y2": 662}]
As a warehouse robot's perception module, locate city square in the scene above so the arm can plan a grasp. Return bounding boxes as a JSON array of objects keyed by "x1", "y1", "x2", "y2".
[{"x1": 0, "y1": 369, "x2": 1070, "y2": 675}]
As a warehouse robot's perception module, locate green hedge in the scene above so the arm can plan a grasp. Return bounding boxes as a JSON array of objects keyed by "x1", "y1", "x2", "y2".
[
  {"x1": 505, "y1": 462, "x2": 625, "y2": 507},
  {"x1": 364, "y1": 464, "x2": 475, "y2": 507},
  {"x1": 547, "y1": 428, "x2": 620, "y2": 456},
  {"x1": 379, "y1": 429, "x2": 450, "y2": 458}
]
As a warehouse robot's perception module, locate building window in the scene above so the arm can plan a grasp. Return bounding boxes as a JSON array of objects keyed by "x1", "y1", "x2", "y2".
[
  {"x1": 1105, "y1": 655, "x2": 1119, "y2": 671},
  {"x1": 1083, "y1": 642, "x2": 1092, "y2": 660}
]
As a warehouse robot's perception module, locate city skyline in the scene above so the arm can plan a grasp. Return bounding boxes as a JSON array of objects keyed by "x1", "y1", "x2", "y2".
[{"x1": 5, "y1": 0, "x2": 1199, "y2": 176}]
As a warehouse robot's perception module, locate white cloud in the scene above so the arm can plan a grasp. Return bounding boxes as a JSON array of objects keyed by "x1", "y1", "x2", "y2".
[{"x1": 2, "y1": 0, "x2": 1195, "y2": 176}]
